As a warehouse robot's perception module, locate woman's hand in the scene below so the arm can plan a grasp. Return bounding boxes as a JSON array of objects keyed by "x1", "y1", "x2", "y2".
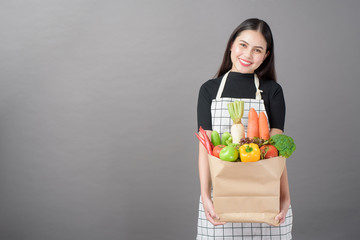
[
  {"x1": 273, "y1": 194, "x2": 290, "y2": 226},
  {"x1": 202, "y1": 197, "x2": 226, "y2": 226},
  {"x1": 274, "y1": 206, "x2": 289, "y2": 225}
]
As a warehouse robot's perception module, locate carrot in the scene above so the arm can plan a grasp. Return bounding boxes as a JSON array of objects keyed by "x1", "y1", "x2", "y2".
[
  {"x1": 247, "y1": 108, "x2": 259, "y2": 139},
  {"x1": 259, "y1": 112, "x2": 270, "y2": 140}
]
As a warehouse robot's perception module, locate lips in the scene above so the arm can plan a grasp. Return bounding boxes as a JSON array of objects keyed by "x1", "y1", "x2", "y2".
[{"x1": 239, "y1": 58, "x2": 252, "y2": 67}]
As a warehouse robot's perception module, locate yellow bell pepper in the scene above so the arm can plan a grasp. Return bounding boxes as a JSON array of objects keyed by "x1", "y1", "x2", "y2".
[{"x1": 239, "y1": 143, "x2": 261, "y2": 162}]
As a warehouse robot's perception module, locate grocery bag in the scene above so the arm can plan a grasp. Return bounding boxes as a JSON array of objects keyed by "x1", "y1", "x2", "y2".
[{"x1": 208, "y1": 154, "x2": 286, "y2": 226}]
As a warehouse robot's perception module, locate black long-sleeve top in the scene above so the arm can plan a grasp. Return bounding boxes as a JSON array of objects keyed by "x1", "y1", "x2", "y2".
[{"x1": 197, "y1": 71, "x2": 286, "y2": 131}]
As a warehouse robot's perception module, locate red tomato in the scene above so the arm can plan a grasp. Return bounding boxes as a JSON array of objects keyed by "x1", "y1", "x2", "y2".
[
  {"x1": 260, "y1": 145, "x2": 278, "y2": 159},
  {"x1": 213, "y1": 145, "x2": 226, "y2": 158}
]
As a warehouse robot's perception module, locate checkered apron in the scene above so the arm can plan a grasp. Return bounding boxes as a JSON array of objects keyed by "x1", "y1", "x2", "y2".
[{"x1": 197, "y1": 71, "x2": 293, "y2": 240}]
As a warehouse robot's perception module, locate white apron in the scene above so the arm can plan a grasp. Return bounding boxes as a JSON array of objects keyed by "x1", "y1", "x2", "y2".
[{"x1": 197, "y1": 71, "x2": 293, "y2": 240}]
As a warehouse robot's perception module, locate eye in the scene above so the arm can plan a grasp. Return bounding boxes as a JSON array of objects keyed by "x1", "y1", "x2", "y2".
[
  {"x1": 240, "y1": 43, "x2": 247, "y2": 48},
  {"x1": 254, "y1": 48, "x2": 263, "y2": 53}
]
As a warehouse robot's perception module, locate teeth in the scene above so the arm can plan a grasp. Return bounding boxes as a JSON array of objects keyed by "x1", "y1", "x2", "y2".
[{"x1": 240, "y1": 59, "x2": 251, "y2": 65}]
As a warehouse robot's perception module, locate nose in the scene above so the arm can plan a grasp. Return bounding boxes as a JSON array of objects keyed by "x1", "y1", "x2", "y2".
[{"x1": 243, "y1": 48, "x2": 252, "y2": 58}]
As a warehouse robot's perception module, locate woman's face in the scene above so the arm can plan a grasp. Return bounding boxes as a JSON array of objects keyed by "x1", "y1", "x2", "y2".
[{"x1": 230, "y1": 30, "x2": 269, "y2": 74}]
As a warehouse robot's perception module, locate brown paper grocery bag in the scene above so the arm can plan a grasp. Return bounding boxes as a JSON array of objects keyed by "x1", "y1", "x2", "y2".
[{"x1": 208, "y1": 154, "x2": 286, "y2": 226}]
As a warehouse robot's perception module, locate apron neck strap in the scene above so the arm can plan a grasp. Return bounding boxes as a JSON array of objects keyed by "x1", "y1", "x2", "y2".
[
  {"x1": 215, "y1": 71, "x2": 263, "y2": 100},
  {"x1": 254, "y1": 74, "x2": 263, "y2": 100}
]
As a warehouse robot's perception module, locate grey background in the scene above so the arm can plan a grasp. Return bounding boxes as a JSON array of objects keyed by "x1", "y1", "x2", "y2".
[{"x1": 0, "y1": 0, "x2": 359, "y2": 239}]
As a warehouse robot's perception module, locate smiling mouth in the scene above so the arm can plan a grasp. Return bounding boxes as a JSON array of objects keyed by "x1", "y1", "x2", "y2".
[{"x1": 239, "y1": 58, "x2": 252, "y2": 67}]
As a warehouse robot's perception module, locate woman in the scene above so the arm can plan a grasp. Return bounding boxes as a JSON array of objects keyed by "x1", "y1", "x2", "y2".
[{"x1": 196, "y1": 18, "x2": 292, "y2": 239}]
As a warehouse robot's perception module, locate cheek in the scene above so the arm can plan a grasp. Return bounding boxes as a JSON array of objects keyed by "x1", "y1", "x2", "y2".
[
  {"x1": 230, "y1": 45, "x2": 241, "y2": 55},
  {"x1": 254, "y1": 55, "x2": 266, "y2": 65},
  {"x1": 230, "y1": 48, "x2": 242, "y2": 63},
  {"x1": 230, "y1": 50, "x2": 238, "y2": 62}
]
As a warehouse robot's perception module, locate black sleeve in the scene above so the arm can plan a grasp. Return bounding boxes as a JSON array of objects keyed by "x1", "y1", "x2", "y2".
[
  {"x1": 267, "y1": 83, "x2": 286, "y2": 131},
  {"x1": 197, "y1": 83, "x2": 213, "y2": 131}
]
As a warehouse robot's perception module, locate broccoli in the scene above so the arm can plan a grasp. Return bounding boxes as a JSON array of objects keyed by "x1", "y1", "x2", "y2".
[{"x1": 269, "y1": 134, "x2": 296, "y2": 158}]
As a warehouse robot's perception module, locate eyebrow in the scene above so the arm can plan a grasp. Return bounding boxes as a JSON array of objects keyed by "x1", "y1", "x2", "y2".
[{"x1": 239, "y1": 40, "x2": 264, "y2": 50}]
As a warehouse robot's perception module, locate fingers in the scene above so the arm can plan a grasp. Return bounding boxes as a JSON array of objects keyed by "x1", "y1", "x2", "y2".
[
  {"x1": 274, "y1": 212, "x2": 286, "y2": 225},
  {"x1": 205, "y1": 210, "x2": 226, "y2": 226},
  {"x1": 207, "y1": 207, "x2": 217, "y2": 220},
  {"x1": 202, "y1": 200, "x2": 226, "y2": 226},
  {"x1": 275, "y1": 205, "x2": 289, "y2": 225}
]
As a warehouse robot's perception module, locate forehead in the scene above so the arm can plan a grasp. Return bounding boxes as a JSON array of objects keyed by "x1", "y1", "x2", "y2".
[{"x1": 235, "y1": 30, "x2": 267, "y2": 47}]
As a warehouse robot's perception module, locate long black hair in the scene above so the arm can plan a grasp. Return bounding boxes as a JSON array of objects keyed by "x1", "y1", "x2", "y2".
[{"x1": 215, "y1": 18, "x2": 276, "y2": 82}]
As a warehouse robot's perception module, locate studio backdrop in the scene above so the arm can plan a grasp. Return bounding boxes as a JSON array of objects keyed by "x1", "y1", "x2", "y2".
[{"x1": 0, "y1": 0, "x2": 359, "y2": 239}]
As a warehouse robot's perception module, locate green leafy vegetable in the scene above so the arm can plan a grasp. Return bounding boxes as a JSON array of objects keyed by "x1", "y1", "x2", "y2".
[
  {"x1": 227, "y1": 101, "x2": 244, "y2": 124},
  {"x1": 269, "y1": 134, "x2": 296, "y2": 158},
  {"x1": 221, "y1": 132, "x2": 232, "y2": 146}
]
